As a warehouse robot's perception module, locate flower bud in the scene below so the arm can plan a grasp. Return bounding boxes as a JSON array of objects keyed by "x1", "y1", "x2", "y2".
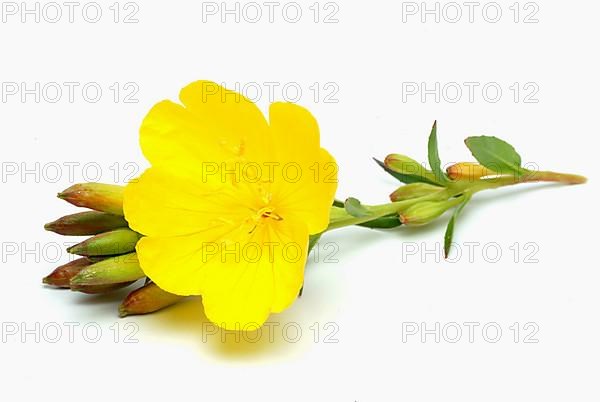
[
  {"x1": 87, "y1": 256, "x2": 109, "y2": 263},
  {"x1": 70, "y1": 282, "x2": 135, "y2": 294},
  {"x1": 44, "y1": 211, "x2": 128, "y2": 236},
  {"x1": 58, "y1": 183, "x2": 125, "y2": 215},
  {"x1": 400, "y1": 201, "x2": 454, "y2": 226},
  {"x1": 384, "y1": 154, "x2": 439, "y2": 184},
  {"x1": 390, "y1": 182, "x2": 444, "y2": 202},
  {"x1": 42, "y1": 257, "x2": 94, "y2": 288},
  {"x1": 70, "y1": 253, "x2": 144, "y2": 287},
  {"x1": 446, "y1": 162, "x2": 495, "y2": 181},
  {"x1": 119, "y1": 282, "x2": 183, "y2": 317},
  {"x1": 67, "y1": 228, "x2": 142, "y2": 256}
]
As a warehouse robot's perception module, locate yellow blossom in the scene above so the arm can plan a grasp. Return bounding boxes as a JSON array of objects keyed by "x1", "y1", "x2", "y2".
[{"x1": 123, "y1": 81, "x2": 337, "y2": 329}]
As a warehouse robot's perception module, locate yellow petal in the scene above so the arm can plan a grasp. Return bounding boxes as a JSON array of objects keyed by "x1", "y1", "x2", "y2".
[
  {"x1": 268, "y1": 102, "x2": 320, "y2": 165},
  {"x1": 267, "y1": 103, "x2": 338, "y2": 233},
  {"x1": 266, "y1": 218, "x2": 310, "y2": 312},
  {"x1": 124, "y1": 167, "x2": 254, "y2": 237},
  {"x1": 200, "y1": 217, "x2": 309, "y2": 329},
  {"x1": 139, "y1": 81, "x2": 271, "y2": 183},
  {"x1": 272, "y1": 148, "x2": 338, "y2": 234},
  {"x1": 135, "y1": 213, "x2": 308, "y2": 328},
  {"x1": 135, "y1": 216, "x2": 257, "y2": 296}
]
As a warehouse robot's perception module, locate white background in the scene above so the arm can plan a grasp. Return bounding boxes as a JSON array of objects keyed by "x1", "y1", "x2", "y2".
[{"x1": 1, "y1": 1, "x2": 599, "y2": 401}]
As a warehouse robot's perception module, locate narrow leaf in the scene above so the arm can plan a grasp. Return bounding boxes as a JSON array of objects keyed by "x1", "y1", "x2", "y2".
[
  {"x1": 443, "y1": 196, "x2": 470, "y2": 258},
  {"x1": 427, "y1": 121, "x2": 447, "y2": 183},
  {"x1": 373, "y1": 158, "x2": 441, "y2": 186},
  {"x1": 358, "y1": 214, "x2": 402, "y2": 229},
  {"x1": 464, "y1": 136, "x2": 524, "y2": 177}
]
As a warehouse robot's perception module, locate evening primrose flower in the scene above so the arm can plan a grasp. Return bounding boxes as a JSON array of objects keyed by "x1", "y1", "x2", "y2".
[{"x1": 123, "y1": 81, "x2": 337, "y2": 329}]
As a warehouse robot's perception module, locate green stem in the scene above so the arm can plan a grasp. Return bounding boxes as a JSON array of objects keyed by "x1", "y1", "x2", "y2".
[
  {"x1": 521, "y1": 170, "x2": 587, "y2": 185},
  {"x1": 329, "y1": 168, "x2": 586, "y2": 232},
  {"x1": 327, "y1": 189, "x2": 454, "y2": 231},
  {"x1": 456, "y1": 169, "x2": 587, "y2": 194}
]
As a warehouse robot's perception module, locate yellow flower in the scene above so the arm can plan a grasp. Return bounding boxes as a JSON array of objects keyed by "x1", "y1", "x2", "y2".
[{"x1": 123, "y1": 81, "x2": 338, "y2": 329}]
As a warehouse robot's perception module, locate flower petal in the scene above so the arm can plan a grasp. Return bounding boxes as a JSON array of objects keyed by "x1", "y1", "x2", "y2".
[
  {"x1": 267, "y1": 103, "x2": 338, "y2": 233},
  {"x1": 124, "y1": 167, "x2": 254, "y2": 237},
  {"x1": 268, "y1": 102, "x2": 321, "y2": 165},
  {"x1": 139, "y1": 81, "x2": 271, "y2": 183},
  {"x1": 135, "y1": 215, "x2": 308, "y2": 328},
  {"x1": 200, "y1": 217, "x2": 309, "y2": 329},
  {"x1": 134, "y1": 222, "x2": 249, "y2": 296},
  {"x1": 272, "y1": 148, "x2": 338, "y2": 234}
]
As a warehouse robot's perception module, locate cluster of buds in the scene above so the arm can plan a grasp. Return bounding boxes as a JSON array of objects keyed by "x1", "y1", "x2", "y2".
[
  {"x1": 43, "y1": 183, "x2": 183, "y2": 317},
  {"x1": 381, "y1": 154, "x2": 585, "y2": 228},
  {"x1": 347, "y1": 122, "x2": 588, "y2": 257},
  {"x1": 379, "y1": 154, "x2": 472, "y2": 227}
]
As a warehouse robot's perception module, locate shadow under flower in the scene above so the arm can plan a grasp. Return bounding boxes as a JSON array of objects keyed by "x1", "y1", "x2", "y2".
[{"x1": 141, "y1": 295, "x2": 318, "y2": 360}]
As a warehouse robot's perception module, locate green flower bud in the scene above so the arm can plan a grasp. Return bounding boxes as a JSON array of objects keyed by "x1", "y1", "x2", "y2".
[
  {"x1": 384, "y1": 154, "x2": 440, "y2": 184},
  {"x1": 70, "y1": 282, "x2": 135, "y2": 294},
  {"x1": 58, "y1": 183, "x2": 125, "y2": 215},
  {"x1": 446, "y1": 162, "x2": 495, "y2": 181},
  {"x1": 390, "y1": 182, "x2": 444, "y2": 202},
  {"x1": 67, "y1": 228, "x2": 142, "y2": 256},
  {"x1": 44, "y1": 211, "x2": 128, "y2": 236},
  {"x1": 119, "y1": 282, "x2": 183, "y2": 317},
  {"x1": 70, "y1": 253, "x2": 144, "y2": 287},
  {"x1": 400, "y1": 200, "x2": 456, "y2": 226}
]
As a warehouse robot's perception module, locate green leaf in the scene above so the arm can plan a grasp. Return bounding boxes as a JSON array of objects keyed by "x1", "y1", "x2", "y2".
[
  {"x1": 344, "y1": 197, "x2": 371, "y2": 218},
  {"x1": 464, "y1": 136, "x2": 525, "y2": 177},
  {"x1": 373, "y1": 158, "x2": 441, "y2": 186},
  {"x1": 358, "y1": 213, "x2": 402, "y2": 229},
  {"x1": 427, "y1": 120, "x2": 447, "y2": 182},
  {"x1": 443, "y1": 196, "x2": 470, "y2": 258}
]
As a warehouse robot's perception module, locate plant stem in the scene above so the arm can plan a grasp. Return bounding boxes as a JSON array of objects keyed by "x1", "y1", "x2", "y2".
[
  {"x1": 522, "y1": 170, "x2": 587, "y2": 185},
  {"x1": 326, "y1": 190, "x2": 453, "y2": 231},
  {"x1": 328, "y1": 168, "x2": 586, "y2": 232},
  {"x1": 462, "y1": 169, "x2": 587, "y2": 194}
]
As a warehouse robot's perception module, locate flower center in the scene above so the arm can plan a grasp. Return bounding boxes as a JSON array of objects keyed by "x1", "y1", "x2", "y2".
[
  {"x1": 256, "y1": 206, "x2": 283, "y2": 221},
  {"x1": 247, "y1": 206, "x2": 282, "y2": 234}
]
